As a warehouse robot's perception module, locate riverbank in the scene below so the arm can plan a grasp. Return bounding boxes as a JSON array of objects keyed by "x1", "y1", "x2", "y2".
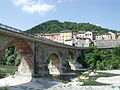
[
  {"x1": 96, "y1": 70, "x2": 120, "y2": 85},
  {"x1": 0, "y1": 70, "x2": 120, "y2": 90}
]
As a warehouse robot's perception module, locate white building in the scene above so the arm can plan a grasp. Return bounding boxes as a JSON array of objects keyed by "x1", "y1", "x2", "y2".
[
  {"x1": 77, "y1": 31, "x2": 93, "y2": 41},
  {"x1": 95, "y1": 31, "x2": 116, "y2": 40},
  {"x1": 73, "y1": 31, "x2": 93, "y2": 47},
  {"x1": 76, "y1": 37, "x2": 93, "y2": 47}
]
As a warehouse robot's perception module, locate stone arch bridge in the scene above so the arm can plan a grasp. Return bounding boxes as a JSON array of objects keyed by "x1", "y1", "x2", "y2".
[{"x1": 0, "y1": 23, "x2": 85, "y2": 77}]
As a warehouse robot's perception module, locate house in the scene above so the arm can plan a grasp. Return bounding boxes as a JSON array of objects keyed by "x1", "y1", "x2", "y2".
[
  {"x1": 95, "y1": 31, "x2": 116, "y2": 40},
  {"x1": 60, "y1": 30, "x2": 73, "y2": 44},
  {"x1": 35, "y1": 33, "x2": 61, "y2": 42},
  {"x1": 77, "y1": 31, "x2": 93, "y2": 41},
  {"x1": 76, "y1": 37, "x2": 93, "y2": 47},
  {"x1": 62, "y1": 31, "x2": 94, "y2": 47}
]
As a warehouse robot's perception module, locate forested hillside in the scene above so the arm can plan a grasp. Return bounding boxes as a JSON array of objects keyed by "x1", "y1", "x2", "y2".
[{"x1": 26, "y1": 20, "x2": 117, "y2": 34}]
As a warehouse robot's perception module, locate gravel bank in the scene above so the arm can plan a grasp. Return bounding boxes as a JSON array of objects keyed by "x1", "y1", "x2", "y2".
[
  {"x1": 98, "y1": 70, "x2": 120, "y2": 74},
  {"x1": 0, "y1": 70, "x2": 120, "y2": 90},
  {"x1": 95, "y1": 70, "x2": 120, "y2": 85}
]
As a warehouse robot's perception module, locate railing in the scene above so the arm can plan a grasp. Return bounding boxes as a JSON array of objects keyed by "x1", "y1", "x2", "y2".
[{"x1": 0, "y1": 23, "x2": 79, "y2": 48}]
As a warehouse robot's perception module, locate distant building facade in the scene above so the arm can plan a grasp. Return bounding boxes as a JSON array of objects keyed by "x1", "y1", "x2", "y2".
[
  {"x1": 76, "y1": 31, "x2": 93, "y2": 41},
  {"x1": 60, "y1": 30, "x2": 73, "y2": 44},
  {"x1": 35, "y1": 30, "x2": 120, "y2": 47},
  {"x1": 35, "y1": 33, "x2": 61, "y2": 42},
  {"x1": 76, "y1": 37, "x2": 92, "y2": 47},
  {"x1": 95, "y1": 31, "x2": 116, "y2": 40},
  {"x1": 74, "y1": 31, "x2": 93, "y2": 47}
]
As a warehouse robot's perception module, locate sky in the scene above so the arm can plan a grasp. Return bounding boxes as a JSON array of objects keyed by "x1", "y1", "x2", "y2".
[{"x1": 0, "y1": 0, "x2": 120, "y2": 31}]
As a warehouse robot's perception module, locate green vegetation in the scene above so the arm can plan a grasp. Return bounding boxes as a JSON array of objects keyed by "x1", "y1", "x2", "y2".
[
  {"x1": 83, "y1": 80, "x2": 109, "y2": 86},
  {"x1": 0, "y1": 86, "x2": 10, "y2": 90},
  {"x1": 26, "y1": 20, "x2": 118, "y2": 34},
  {"x1": 84, "y1": 46, "x2": 120, "y2": 70},
  {"x1": 0, "y1": 46, "x2": 21, "y2": 66},
  {"x1": 0, "y1": 46, "x2": 21, "y2": 78},
  {"x1": 0, "y1": 65, "x2": 17, "y2": 78}
]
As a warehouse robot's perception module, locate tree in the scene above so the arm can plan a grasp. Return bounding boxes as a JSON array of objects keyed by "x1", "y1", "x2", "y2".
[
  {"x1": 113, "y1": 46, "x2": 120, "y2": 56},
  {"x1": 85, "y1": 49, "x2": 102, "y2": 70},
  {"x1": 0, "y1": 46, "x2": 21, "y2": 66},
  {"x1": 25, "y1": 20, "x2": 118, "y2": 35},
  {"x1": 85, "y1": 46, "x2": 120, "y2": 70}
]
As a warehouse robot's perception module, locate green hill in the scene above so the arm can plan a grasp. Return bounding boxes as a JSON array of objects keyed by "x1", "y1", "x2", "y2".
[{"x1": 26, "y1": 20, "x2": 117, "y2": 34}]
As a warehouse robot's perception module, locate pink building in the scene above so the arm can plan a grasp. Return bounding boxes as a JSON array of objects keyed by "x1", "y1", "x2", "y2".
[{"x1": 36, "y1": 33, "x2": 61, "y2": 42}]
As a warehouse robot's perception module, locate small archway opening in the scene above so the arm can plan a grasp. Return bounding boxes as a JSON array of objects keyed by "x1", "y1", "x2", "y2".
[
  {"x1": 0, "y1": 39, "x2": 34, "y2": 78},
  {"x1": 47, "y1": 53, "x2": 62, "y2": 75}
]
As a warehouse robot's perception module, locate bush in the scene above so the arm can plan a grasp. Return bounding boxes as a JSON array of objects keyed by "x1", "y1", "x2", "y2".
[
  {"x1": 85, "y1": 46, "x2": 120, "y2": 70},
  {"x1": 0, "y1": 86, "x2": 10, "y2": 90},
  {"x1": 0, "y1": 65, "x2": 17, "y2": 78}
]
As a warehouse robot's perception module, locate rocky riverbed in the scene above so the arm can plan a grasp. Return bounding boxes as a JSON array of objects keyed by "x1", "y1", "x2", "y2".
[{"x1": 0, "y1": 70, "x2": 120, "y2": 90}]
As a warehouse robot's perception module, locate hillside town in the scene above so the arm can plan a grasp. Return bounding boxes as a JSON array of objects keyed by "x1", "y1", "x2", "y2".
[{"x1": 35, "y1": 30, "x2": 120, "y2": 47}]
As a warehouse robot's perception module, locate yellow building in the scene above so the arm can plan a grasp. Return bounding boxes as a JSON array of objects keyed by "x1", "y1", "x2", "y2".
[{"x1": 60, "y1": 30, "x2": 73, "y2": 44}]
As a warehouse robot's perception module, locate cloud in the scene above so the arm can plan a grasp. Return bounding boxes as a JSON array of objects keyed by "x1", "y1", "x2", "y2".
[
  {"x1": 12, "y1": 0, "x2": 73, "y2": 15},
  {"x1": 0, "y1": 19, "x2": 2, "y2": 22},
  {"x1": 22, "y1": 3, "x2": 54, "y2": 15},
  {"x1": 57, "y1": 0, "x2": 64, "y2": 3},
  {"x1": 57, "y1": 0, "x2": 73, "y2": 3},
  {"x1": 12, "y1": 0, "x2": 54, "y2": 15}
]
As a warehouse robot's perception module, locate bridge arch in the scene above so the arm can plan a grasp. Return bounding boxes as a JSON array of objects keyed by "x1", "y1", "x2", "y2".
[
  {"x1": 0, "y1": 38, "x2": 34, "y2": 76},
  {"x1": 47, "y1": 53, "x2": 62, "y2": 75},
  {"x1": 67, "y1": 50, "x2": 83, "y2": 70}
]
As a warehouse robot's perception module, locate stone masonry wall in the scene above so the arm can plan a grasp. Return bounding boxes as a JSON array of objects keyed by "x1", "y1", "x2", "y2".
[{"x1": 94, "y1": 40, "x2": 120, "y2": 48}]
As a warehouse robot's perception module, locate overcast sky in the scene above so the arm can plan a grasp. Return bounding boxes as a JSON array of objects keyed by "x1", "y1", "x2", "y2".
[{"x1": 0, "y1": 0, "x2": 120, "y2": 31}]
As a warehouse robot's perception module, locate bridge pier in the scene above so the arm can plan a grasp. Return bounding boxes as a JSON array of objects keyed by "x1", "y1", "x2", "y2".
[
  {"x1": 34, "y1": 55, "x2": 52, "y2": 77},
  {"x1": 34, "y1": 64, "x2": 51, "y2": 77},
  {"x1": 60, "y1": 60, "x2": 73, "y2": 74}
]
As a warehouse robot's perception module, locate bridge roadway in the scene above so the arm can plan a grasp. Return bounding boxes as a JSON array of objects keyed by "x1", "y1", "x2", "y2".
[{"x1": 0, "y1": 23, "x2": 86, "y2": 77}]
